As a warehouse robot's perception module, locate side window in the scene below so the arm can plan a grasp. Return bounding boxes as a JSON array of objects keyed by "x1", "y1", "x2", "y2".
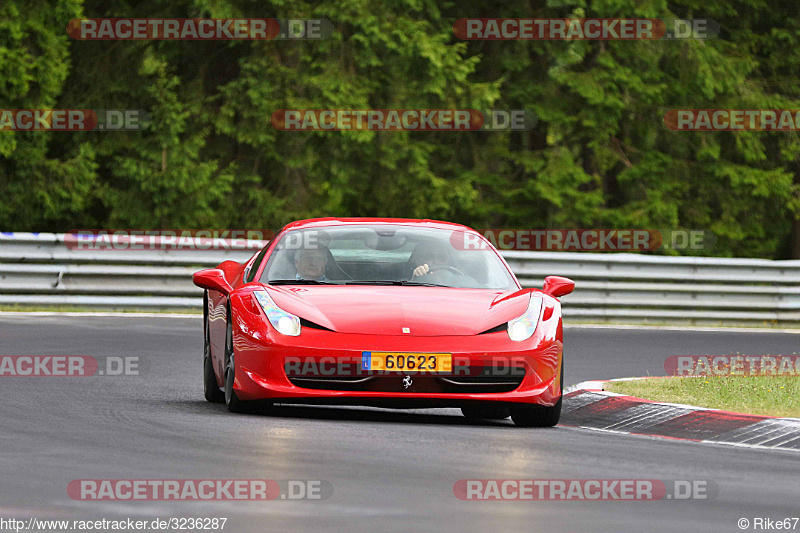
[{"x1": 245, "y1": 246, "x2": 269, "y2": 282}]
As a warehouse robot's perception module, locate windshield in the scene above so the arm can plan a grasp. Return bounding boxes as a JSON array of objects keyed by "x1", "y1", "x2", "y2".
[{"x1": 259, "y1": 224, "x2": 518, "y2": 290}]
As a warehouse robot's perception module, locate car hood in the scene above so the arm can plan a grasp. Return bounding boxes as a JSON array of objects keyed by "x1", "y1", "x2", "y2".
[{"x1": 263, "y1": 285, "x2": 532, "y2": 336}]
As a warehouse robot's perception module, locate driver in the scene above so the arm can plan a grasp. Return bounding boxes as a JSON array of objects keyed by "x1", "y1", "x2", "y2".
[
  {"x1": 294, "y1": 247, "x2": 329, "y2": 281},
  {"x1": 411, "y1": 242, "x2": 452, "y2": 278}
]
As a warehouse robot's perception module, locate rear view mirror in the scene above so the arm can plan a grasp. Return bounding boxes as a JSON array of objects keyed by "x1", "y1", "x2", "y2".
[
  {"x1": 193, "y1": 268, "x2": 233, "y2": 295},
  {"x1": 542, "y1": 276, "x2": 575, "y2": 297}
]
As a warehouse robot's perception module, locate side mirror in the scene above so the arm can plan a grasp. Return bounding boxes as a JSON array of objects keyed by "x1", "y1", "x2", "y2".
[
  {"x1": 542, "y1": 276, "x2": 574, "y2": 297},
  {"x1": 193, "y1": 268, "x2": 233, "y2": 295}
]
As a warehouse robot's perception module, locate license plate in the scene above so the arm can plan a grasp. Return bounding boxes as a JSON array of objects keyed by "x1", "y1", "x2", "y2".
[{"x1": 361, "y1": 352, "x2": 452, "y2": 372}]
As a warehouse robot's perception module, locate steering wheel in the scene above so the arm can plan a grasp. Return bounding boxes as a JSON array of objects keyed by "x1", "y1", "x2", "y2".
[{"x1": 426, "y1": 264, "x2": 465, "y2": 276}]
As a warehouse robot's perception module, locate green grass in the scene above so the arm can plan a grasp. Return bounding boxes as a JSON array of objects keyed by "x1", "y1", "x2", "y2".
[{"x1": 605, "y1": 376, "x2": 800, "y2": 418}]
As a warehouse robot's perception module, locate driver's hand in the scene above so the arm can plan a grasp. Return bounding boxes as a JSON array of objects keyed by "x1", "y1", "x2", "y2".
[{"x1": 412, "y1": 264, "x2": 430, "y2": 277}]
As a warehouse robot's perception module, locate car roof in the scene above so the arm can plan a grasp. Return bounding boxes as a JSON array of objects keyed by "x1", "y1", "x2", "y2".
[{"x1": 281, "y1": 217, "x2": 478, "y2": 233}]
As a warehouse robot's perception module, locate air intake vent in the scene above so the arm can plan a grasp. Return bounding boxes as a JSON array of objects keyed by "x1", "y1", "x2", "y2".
[
  {"x1": 478, "y1": 323, "x2": 507, "y2": 335},
  {"x1": 299, "y1": 318, "x2": 334, "y2": 332}
]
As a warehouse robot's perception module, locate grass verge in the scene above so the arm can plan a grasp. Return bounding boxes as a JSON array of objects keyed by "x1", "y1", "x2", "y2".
[{"x1": 605, "y1": 376, "x2": 800, "y2": 418}]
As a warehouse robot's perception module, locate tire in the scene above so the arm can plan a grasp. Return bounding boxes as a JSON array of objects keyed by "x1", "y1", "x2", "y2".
[
  {"x1": 203, "y1": 295, "x2": 224, "y2": 403},
  {"x1": 204, "y1": 338, "x2": 225, "y2": 403},
  {"x1": 510, "y1": 359, "x2": 563, "y2": 427},
  {"x1": 224, "y1": 308, "x2": 247, "y2": 413},
  {"x1": 461, "y1": 405, "x2": 510, "y2": 420}
]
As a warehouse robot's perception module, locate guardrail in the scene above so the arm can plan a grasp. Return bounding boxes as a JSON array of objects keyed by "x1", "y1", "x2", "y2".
[
  {"x1": 503, "y1": 251, "x2": 800, "y2": 324},
  {"x1": 2, "y1": 233, "x2": 799, "y2": 325},
  {"x1": 0, "y1": 233, "x2": 254, "y2": 309}
]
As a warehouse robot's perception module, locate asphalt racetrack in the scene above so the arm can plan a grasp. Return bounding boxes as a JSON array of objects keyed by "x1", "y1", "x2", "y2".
[{"x1": 1, "y1": 315, "x2": 798, "y2": 532}]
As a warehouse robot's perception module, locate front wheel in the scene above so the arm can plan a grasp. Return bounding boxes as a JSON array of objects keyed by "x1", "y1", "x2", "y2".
[
  {"x1": 510, "y1": 360, "x2": 563, "y2": 427},
  {"x1": 203, "y1": 303, "x2": 224, "y2": 403},
  {"x1": 509, "y1": 396, "x2": 561, "y2": 427},
  {"x1": 204, "y1": 340, "x2": 224, "y2": 403},
  {"x1": 224, "y1": 310, "x2": 247, "y2": 413}
]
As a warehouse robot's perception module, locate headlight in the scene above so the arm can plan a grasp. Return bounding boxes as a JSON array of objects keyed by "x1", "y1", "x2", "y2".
[
  {"x1": 507, "y1": 296, "x2": 543, "y2": 342},
  {"x1": 253, "y1": 290, "x2": 301, "y2": 336}
]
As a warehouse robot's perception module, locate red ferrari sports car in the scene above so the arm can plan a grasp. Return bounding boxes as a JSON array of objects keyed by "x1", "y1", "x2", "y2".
[{"x1": 193, "y1": 218, "x2": 574, "y2": 426}]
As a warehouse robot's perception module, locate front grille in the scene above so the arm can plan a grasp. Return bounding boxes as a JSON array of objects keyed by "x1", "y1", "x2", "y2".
[
  {"x1": 287, "y1": 367, "x2": 525, "y2": 394},
  {"x1": 288, "y1": 376, "x2": 375, "y2": 391},
  {"x1": 435, "y1": 375, "x2": 524, "y2": 393}
]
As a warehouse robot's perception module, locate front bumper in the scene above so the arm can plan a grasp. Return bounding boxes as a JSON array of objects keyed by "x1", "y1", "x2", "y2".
[{"x1": 230, "y1": 299, "x2": 563, "y2": 407}]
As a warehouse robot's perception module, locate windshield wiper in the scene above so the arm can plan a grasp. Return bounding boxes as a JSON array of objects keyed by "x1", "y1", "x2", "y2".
[
  {"x1": 344, "y1": 280, "x2": 398, "y2": 285},
  {"x1": 268, "y1": 279, "x2": 340, "y2": 285},
  {"x1": 345, "y1": 280, "x2": 450, "y2": 287},
  {"x1": 398, "y1": 280, "x2": 451, "y2": 287}
]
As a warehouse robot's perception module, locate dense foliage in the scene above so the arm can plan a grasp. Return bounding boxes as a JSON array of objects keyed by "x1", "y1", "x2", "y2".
[{"x1": 2, "y1": 0, "x2": 799, "y2": 257}]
